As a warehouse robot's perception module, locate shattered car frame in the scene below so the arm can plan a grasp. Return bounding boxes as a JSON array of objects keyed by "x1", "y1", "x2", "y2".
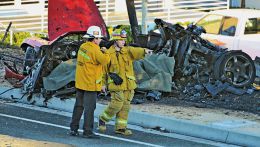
[
  {"x1": 15, "y1": 0, "x2": 108, "y2": 96},
  {"x1": 21, "y1": 32, "x2": 85, "y2": 94},
  {"x1": 125, "y1": 0, "x2": 256, "y2": 88},
  {"x1": 3, "y1": 0, "x2": 257, "y2": 99},
  {"x1": 134, "y1": 18, "x2": 256, "y2": 88}
]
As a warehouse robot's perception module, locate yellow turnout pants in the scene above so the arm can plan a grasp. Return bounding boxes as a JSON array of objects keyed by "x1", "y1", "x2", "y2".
[{"x1": 100, "y1": 90, "x2": 134, "y2": 130}]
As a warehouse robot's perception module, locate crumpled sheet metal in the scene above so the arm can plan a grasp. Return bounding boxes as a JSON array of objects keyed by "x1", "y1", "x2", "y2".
[
  {"x1": 48, "y1": 0, "x2": 108, "y2": 41},
  {"x1": 203, "y1": 81, "x2": 247, "y2": 97}
]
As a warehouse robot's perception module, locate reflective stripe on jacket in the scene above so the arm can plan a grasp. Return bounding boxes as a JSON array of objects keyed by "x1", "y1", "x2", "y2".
[
  {"x1": 75, "y1": 42, "x2": 110, "y2": 91},
  {"x1": 103, "y1": 45, "x2": 145, "y2": 91}
]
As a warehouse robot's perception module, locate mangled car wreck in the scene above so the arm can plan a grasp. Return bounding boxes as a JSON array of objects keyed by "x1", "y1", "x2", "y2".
[{"x1": 1, "y1": 0, "x2": 257, "y2": 101}]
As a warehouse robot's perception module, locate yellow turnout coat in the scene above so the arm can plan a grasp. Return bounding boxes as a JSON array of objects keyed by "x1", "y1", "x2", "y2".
[
  {"x1": 75, "y1": 42, "x2": 110, "y2": 91},
  {"x1": 103, "y1": 46, "x2": 145, "y2": 91}
]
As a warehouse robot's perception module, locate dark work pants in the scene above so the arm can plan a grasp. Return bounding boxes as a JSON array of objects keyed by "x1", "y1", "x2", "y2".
[{"x1": 70, "y1": 89, "x2": 97, "y2": 133}]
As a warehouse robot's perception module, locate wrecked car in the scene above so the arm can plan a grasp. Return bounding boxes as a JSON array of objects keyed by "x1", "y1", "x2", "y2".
[
  {"x1": 124, "y1": 0, "x2": 256, "y2": 89},
  {"x1": 2, "y1": 0, "x2": 257, "y2": 99},
  {"x1": 13, "y1": 0, "x2": 108, "y2": 96},
  {"x1": 134, "y1": 18, "x2": 256, "y2": 88}
]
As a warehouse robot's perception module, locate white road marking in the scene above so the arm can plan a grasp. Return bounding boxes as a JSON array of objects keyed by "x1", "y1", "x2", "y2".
[
  {"x1": 0, "y1": 113, "x2": 163, "y2": 147},
  {"x1": 1, "y1": 101, "x2": 239, "y2": 147}
]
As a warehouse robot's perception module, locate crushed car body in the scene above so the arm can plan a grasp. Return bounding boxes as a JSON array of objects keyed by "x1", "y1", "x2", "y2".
[
  {"x1": 134, "y1": 19, "x2": 256, "y2": 88},
  {"x1": 1, "y1": 0, "x2": 257, "y2": 99},
  {"x1": 16, "y1": 0, "x2": 108, "y2": 95},
  {"x1": 125, "y1": 0, "x2": 256, "y2": 89}
]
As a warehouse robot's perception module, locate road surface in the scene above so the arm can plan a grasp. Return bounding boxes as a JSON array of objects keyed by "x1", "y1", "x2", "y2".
[{"x1": 0, "y1": 100, "x2": 238, "y2": 147}]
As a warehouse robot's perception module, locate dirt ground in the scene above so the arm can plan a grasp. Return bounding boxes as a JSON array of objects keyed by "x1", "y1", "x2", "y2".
[
  {"x1": 1, "y1": 47, "x2": 259, "y2": 123},
  {"x1": 0, "y1": 47, "x2": 23, "y2": 87},
  {"x1": 0, "y1": 135, "x2": 72, "y2": 147},
  {"x1": 158, "y1": 88, "x2": 260, "y2": 115}
]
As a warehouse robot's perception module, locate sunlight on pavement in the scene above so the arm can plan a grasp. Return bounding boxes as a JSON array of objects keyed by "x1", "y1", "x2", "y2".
[{"x1": 0, "y1": 135, "x2": 73, "y2": 147}]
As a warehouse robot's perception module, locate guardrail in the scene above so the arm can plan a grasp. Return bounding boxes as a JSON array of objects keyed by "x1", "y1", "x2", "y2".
[
  {"x1": 0, "y1": 0, "x2": 48, "y2": 45},
  {"x1": 96, "y1": 0, "x2": 229, "y2": 25},
  {"x1": 0, "y1": 0, "x2": 48, "y2": 31},
  {"x1": 0, "y1": 0, "x2": 229, "y2": 45}
]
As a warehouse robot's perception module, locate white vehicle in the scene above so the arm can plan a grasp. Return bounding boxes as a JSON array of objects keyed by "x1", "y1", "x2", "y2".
[{"x1": 196, "y1": 9, "x2": 260, "y2": 60}]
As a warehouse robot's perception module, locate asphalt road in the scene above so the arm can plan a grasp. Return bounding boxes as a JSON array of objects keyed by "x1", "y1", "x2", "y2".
[{"x1": 0, "y1": 101, "x2": 238, "y2": 147}]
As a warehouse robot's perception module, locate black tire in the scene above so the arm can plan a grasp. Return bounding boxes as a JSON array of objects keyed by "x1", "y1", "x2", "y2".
[
  {"x1": 213, "y1": 52, "x2": 227, "y2": 80},
  {"x1": 216, "y1": 51, "x2": 256, "y2": 87}
]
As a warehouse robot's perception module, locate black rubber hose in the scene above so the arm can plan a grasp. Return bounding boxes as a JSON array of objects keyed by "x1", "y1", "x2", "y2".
[{"x1": 0, "y1": 87, "x2": 17, "y2": 96}]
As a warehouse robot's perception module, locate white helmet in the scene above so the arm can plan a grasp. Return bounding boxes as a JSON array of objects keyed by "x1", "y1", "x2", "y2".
[{"x1": 83, "y1": 26, "x2": 103, "y2": 38}]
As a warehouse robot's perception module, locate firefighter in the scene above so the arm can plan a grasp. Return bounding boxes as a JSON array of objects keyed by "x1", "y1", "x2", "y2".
[
  {"x1": 98, "y1": 28, "x2": 152, "y2": 135},
  {"x1": 69, "y1": 26, "x2": 110, "y2": 138}
]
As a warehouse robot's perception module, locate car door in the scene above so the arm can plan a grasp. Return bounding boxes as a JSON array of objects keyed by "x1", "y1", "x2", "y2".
[
  {"x1": 218, "y1": 16, "x2": 239, "y2": 50},
  {"x1": 197, "y1": 14, "x2": 223, "y2": 43},
  {"x1": 238, "y1": 17, "x2": 260, "y2": 59}
]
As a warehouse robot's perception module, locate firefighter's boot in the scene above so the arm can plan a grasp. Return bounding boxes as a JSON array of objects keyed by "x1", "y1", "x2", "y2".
[
  {"x1": 98, "y1": 117, "x2": 106, "y2": 132},
  {"x1": 115, "y1": 129, "x2": 132, "y2": 136}
]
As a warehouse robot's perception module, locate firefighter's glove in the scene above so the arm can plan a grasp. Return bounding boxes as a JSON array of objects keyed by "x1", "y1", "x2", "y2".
[
  {"x1": 109, "y1": 72, "x2": 123, "y2": 85},
  {"x1": 100, "y1": 47, "x2": 107, "y2": 53},
  {"x1": 145, "y1": 48, "x2": 153, "y2": 55}
]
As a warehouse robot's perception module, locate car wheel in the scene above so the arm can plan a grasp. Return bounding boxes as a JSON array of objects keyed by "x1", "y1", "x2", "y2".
[
  {"x1": 215, "y1": 51, "x2": 256, "y2": 87},
  {"x1": 213, "y1": 52, "x2": 229, "y2": 80}
]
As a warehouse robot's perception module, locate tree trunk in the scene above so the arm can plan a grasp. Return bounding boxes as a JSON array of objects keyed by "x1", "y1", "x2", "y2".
[{"x1": 241, "y1": 0, "x2": 245, "y2": 8}]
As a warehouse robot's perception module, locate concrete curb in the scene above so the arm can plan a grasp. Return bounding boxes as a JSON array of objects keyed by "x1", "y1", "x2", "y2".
[
  {"x1": 128, "y1": 110, "x2": 229, "y2": 141},
  {"x1": 227, "y1": 131, "x2": 260, "y2": 147},
  {"x1": 0, "y1": 87, "x2": 259, "y2": 147}
]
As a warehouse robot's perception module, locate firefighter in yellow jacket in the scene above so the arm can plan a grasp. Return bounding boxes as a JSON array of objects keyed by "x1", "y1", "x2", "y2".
[
  {"x1": 70, "y1": 26, "x2": 110, "y2": 138},
  {"x1": 98, "y1": 28, "x2": 152, "y2": 135}
]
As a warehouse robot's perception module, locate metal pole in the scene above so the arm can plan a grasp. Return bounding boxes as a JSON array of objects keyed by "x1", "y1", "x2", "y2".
[
  {"x1": 41, "y1": 15, "x2": 44, "y2": 32},
  {"x1": 168, "y1": 0, "x2": 172, "y2": 22},
  {"x1": 40, "y1": 0, "x2": 45, "y2": 32},
  {"x1": 106, "y1": 0, "x2": 109, "y2": 25},
  {"x1": 142, "y1": 0, "x2": 147, "y2": 34},
  {"x1": 241, "y1": 0, "x2": 245, "y2": 8},
  {"x1": 126, "y1": 0, "x2": 140, "y2": 43},
  {"x1": 15, "y1": 0, "x2": 22, "y2": 8},
  {"x1": 1, "y1": 22, "x2": 12, "y2": 44}
]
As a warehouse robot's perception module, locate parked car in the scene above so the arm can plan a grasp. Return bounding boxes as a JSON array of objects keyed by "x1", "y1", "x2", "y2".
[{"x1": 196, "y1": 9, "x2": 260, "y2": 60}]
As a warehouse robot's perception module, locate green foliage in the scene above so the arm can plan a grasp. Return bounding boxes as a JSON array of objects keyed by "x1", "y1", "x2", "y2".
[
  {"x1": 0, "y1": 31, "x2": 46, "y2": 47},
  {"x1": 0, "y1": 33, "x2": 11, "y2": 45},
  {"x1": 13, "y1": 32, "x2": 31, "y2": 46}
]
